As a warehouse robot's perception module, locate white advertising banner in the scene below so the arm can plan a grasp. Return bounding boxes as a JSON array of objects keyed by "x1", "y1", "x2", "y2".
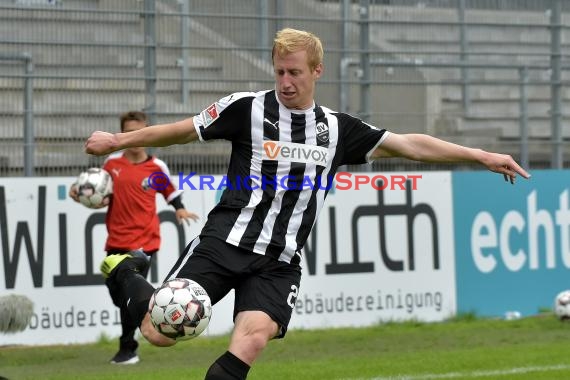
[
  {"x1": 0, "y1": 172, "x2": 456, "y2": 345},
  {"x1": 289, "y1": 171, "x2": 456, "y2": 329}
]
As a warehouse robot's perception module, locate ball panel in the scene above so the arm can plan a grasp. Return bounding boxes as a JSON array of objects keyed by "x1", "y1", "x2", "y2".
[
  {"x1": 79, "y1": 195, "x2": 92, "y2": 208},
  {"x1": 157, "y1": 323, "x2": 181, "y2": 339},
  {"x1": 193, "y1": 316, "x2": 210, "y2": 336},
  {"x1": 172, "y1": 288, "x2": 193, "y2": 306},
  {"x1": 150, "y1": 305, "x2": 165, "y2": 323},
  {"x1": 89, "y1": 193, "x2": 103, "y2": 206},
  {"x1": 154, "y1": 287, "x2": 175, "y2": 307},
  {"x1": 186, "y1": 300, "x2": 205, "y2": 325}
]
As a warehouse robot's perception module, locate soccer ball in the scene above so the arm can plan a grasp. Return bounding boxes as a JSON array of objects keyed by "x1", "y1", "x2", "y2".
[
  {"x1": 554, "y1": 290, "x2": 570, "y2": 320},
  {"x1": 148, "y1": 278, "x2": 212, "y2": 340},
  {"x1": 74, "y1": 167, "x2": 113, "y2": 209}
]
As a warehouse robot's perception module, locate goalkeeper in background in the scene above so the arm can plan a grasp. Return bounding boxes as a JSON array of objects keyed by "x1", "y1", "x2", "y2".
[{"x1": 69, "y1": 110, "x2": 199, "y2": 364}]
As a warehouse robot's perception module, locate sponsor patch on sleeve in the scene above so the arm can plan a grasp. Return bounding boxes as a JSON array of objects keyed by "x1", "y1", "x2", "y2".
[{"x1": 200, "y1": 103, "x2": 220, "y2": 127}]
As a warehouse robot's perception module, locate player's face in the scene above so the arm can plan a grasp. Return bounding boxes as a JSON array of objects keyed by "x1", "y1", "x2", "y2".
[{"x1": 273, "y1": 49, "x2": 322, "y2": 110}]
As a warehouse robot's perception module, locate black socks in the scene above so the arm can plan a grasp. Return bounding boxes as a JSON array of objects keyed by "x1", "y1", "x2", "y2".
[{"x1": 204, "y1": 351, "x2": 250, "y2": 380}]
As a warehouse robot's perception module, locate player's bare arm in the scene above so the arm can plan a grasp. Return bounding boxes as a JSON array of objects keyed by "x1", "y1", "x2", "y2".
[
  {"x1": 85, "y1": 117, "x2": 198, "y2": 156},
  {"x1": 372, "y1": 133, "x2": 530, "y2": 183}
]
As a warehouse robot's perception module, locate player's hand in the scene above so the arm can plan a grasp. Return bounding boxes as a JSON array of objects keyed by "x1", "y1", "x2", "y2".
[
  {"x1": 175, "y1": 209, "x2": 199, "y2": 226},
  {"x1": 69, "y1": 183, "x2": 80, "y2": 202},
  {"x1": 481, "y1": 152, "x2": 531, "y2": 184},
  {"x1": 85, "y1": 131, "x2": 119, "y2": 156}
]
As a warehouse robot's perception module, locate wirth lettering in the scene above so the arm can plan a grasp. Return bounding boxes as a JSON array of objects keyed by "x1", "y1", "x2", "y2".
[
  {"x1": 352, "y1": 179, "x2": 440, "y2": 271},
  {"x1": 303, "y1": 207, "x2": 374, "y2": 276},
  {"x1": 326, "y1": 206, "x2": 374, "y2": 274},
  {"x1": 54, "y1": 210, "x2": 186, "y2": 287},
  {"x1": 54, "y1": 212, "x2": 106, "y2": 286},
  {"x1": 0, "y1": 185, "x2": 188, "y2": 289},
  {"x1": 0, "y1": 186, "x2": 45, "y2": 288}
]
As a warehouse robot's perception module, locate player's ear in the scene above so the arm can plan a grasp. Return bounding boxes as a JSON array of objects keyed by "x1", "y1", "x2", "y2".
[{"x1": 313, "y1": 63, "x2": 323, "y2": 79}]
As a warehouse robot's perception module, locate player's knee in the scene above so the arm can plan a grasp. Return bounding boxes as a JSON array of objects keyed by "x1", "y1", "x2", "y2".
[
  {"x1": 230, "y1": 327, "x2": 272, "y2": 363},
  {"x1": 246, "y1": 330, "x2": 272, "y2": 353},
  {"x1": 233, "y1": 312, "x2": 278, "y2": 353}
]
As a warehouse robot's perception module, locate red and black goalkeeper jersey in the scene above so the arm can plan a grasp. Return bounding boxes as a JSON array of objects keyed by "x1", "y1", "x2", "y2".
[{"x1": 103, "y1": 152, "x2": 181, "y2": 252}]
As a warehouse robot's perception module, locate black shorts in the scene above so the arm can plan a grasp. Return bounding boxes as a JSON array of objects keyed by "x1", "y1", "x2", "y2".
[{"x1": 165, "y1": 236, "x2": 301, "y2": 338}]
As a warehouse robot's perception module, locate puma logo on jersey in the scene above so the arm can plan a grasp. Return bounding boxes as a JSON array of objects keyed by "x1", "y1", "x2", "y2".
[
  {"x1": 112, "y1": 168, "x2": 121, "y2": 177},
  {"x1": 262, "y1": 141, "x2": 328, "y2": 166},
  {"x1": 263, "y1": 118, "x2": 279, "y2": 130}
]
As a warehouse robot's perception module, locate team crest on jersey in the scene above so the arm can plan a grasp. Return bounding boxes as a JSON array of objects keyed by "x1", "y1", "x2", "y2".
[
  {"x1": 141, "y1": 177, "x2": 151, "y2": 191},
  {"x1": 201, "y1": 103, "x2": 220, "y2": 127},
  {"x1": 316, "y1": 122, "x2": 329, "y2": 144}
]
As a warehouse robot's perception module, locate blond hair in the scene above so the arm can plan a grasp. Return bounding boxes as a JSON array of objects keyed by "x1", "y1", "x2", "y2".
[{"x1": 272, "y1": 28, "x2": 323, "y2": 71}]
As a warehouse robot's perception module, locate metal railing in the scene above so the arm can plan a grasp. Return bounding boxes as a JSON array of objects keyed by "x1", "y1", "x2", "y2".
[
  {"x1": 0, "y1": 52, "x2": 33, "y2": 175},
  {"x1": 0, "y1": 0, "x2": 568, "y2": 176}
]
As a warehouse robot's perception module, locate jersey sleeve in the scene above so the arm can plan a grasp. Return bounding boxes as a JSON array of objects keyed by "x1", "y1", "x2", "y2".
[
  {"x1": 338, "y1": 113, "x2": 388, "y2": 166},
  {"x1": 192, "y1": 92, "x2": 256, "y2": 142}
]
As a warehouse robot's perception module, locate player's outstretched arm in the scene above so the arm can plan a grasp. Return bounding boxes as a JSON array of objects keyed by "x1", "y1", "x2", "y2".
[
  {"x1": 372, "y1": 133, "x2": 531, "y2": 184},
  {"x1": 85, "y1": 117, "x2": 198, "y2": 156}
]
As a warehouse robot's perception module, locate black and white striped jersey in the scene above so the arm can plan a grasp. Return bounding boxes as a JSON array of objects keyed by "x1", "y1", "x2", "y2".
[{"x1": 192, "y1": 89, "x2": 388, "y2": 265}]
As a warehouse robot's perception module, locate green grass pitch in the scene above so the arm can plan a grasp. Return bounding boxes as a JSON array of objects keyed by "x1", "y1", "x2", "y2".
[{"x1": 2, "y1": 313, "x2": 570, "y2": 380}]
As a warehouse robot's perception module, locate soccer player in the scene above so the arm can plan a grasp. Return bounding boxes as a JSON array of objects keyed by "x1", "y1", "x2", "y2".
[
  {"x1": 70, "y1": 110, "x2": 199, "y2": 364},
  {"x1": 84, "y1": 29, "x2": 530, "y2": 378}
]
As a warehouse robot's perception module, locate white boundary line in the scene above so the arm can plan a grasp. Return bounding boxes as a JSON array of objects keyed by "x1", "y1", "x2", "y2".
[{"x1": 343, "y1": 364, "x2": 570, "y2": 380}]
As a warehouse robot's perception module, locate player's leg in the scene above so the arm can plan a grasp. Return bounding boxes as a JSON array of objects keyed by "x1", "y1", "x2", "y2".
[
  {"x1": 109, "y1": 251, "x2": 155, "y2": 364},
  {"x1": 140, "y1": 237, "x2": 236, "y2": 347},
  {"x1": 110, "y1": 306, "x2": 140, "y2": 364},
  {"x1": 228, "y1": 311, "x2": 279, "y2": 364},
  {"x1": 103, "y1": 251, "x2": 146, "y2": 363},
  {"x1": 101, "y1": 250, "x2": 156, "y2": 339},
  {"x1": 204, "y1": 255, "x2": 301, "y2": 379}
]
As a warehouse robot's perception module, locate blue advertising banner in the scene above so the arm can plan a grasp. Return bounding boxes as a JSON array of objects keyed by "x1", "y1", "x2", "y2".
[{"x1": 453, "y1": 169, "x2": 570, "y2": 317}]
